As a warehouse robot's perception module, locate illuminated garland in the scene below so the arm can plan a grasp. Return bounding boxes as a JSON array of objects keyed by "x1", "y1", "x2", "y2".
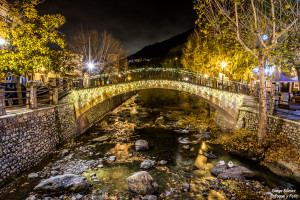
[
  {"x1": 75, "y1": 68, "x2": 252, "y2": 86},
  {"x1": 70, "y1": 80, "x2": 245, "y2": 117}
]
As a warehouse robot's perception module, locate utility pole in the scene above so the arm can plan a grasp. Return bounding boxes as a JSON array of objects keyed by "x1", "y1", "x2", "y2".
[{"x1": 89, "y1": 37, "x2": 91, "y2": 75}]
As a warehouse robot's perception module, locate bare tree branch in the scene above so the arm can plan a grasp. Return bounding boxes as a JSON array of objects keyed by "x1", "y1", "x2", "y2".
[
  {"x1": 235, "y1": 2, "x2": 258, "y2": 59},
  {"x1": 251, "y1": 0, "x2": 267, "y2": 48}
]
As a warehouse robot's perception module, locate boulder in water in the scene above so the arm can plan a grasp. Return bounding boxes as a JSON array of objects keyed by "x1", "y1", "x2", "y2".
[
  {"x1": 140, "y1": 160, "x2": 155, "y2": 169},
  {"x1": 204, "y1": 151, "x2": 218, "y2": 159},
  {"x1": 211, "y1": 162, "x2": 254, "y2": 181},
  {"x1": 135, "y1": 140, "x2": 149, "y2": 151},
  {"x1": 159, "y1": 160, "x2": 168, "y2": 165},
  {"x1": 178, "y1": 137, "x2": 191, "y2": 144},
  {"x1": 174, "y1": 129, "x2": 189, "y2": 134},
  {"x1": 34, "y1": 174, "x2": 90, "y2": 194},
  {"x1": 28, "y1": 173, "x2": 39, "y2": 179},
  {"x1": 126, "y1": 171, "x2": 159, "y2": 195}
]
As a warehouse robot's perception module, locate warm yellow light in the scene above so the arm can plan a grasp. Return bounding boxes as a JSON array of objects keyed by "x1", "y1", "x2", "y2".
[
  {"x1": 221, "y1": 62, "x2": 227, "y2": 68},
  {"x1": 128, "y1": 76, "x2": 131, "y2": 80},
  {"x1": 118, "y1": 74, "x2": 122, "y2": 77},
  {"x1": 0, "y1": 38, "x2": 5, "y2": 46},
  {"x1": 41, "y1": 67, "x2": 45, "y2": 71},
  {"x1": 204, "y1": 74, "x2": 209, "y2": 78}
]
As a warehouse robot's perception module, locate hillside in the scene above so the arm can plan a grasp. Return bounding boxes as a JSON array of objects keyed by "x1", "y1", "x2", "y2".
[{"x1": 128, "y1": 29, "x2": 193, "y2": 60}]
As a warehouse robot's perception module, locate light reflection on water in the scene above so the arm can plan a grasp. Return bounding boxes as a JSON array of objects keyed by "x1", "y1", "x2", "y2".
[{"x1": 82, "y1": 128, "x2": 297, "y2": 195}]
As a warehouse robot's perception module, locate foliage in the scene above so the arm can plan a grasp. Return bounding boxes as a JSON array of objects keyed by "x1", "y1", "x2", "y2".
[
  {"x1": 161, "y1": 58, "x2": 183, "y2": 69},
  {"x1": 214, "y1": 129, "x2": 300, "y2": 168},
  {"x1": 49, "y1": 50, "x2": 80, "y2": 76},
  {"x1": 0, "y1": 0, "x2": 66, "y2": 76},
  {"x1": 194, "y1": 0, "x2": 299, "y2": 142},
  {"x1": 181, "y1": 27, "x2": 257, "y2": 81}
]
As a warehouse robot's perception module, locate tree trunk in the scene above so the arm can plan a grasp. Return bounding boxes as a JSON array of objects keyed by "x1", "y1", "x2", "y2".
[
  {"x1": 296, "y1": 67, "x2": 300, "y2": 90},
  {"x1": 258, "y1": 60, "x2": 267, "y2": 143}
]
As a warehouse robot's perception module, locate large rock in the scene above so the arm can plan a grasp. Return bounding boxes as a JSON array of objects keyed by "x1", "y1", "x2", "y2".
[
  {"x1": 34, "y1": 174, "x2": 90, "y2": 194},
  {"x1": 92, "y1": 135, "x2": 109, "y2": 143},
  {"x1": 204, "y1": 151, "x2": 218, "y2": 159},
  {"x1": 141, "y1": 160, "x2": 155, "y2": 169},
  {"x1": 126, "y1": 171, "x2": 159, "y2": 195},
  {"x1": 135, "y1": 140, "x2": 149, "y2": 151},
  {"x1": 211, "y1": 162, "x2": 254, "y2": 181},
  {"x1": 269, "y1": 159, "x2": 300, "y2": 183}
]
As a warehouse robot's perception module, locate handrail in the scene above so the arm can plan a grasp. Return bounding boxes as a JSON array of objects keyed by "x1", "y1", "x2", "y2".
[{"x1": 76, "y1": 68, "x2": 259, "y2": 97}]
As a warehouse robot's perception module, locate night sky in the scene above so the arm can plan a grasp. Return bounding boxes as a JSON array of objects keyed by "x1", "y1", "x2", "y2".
[{"x1": 37, "y1": 0, "x2": 196, "y2": 55}]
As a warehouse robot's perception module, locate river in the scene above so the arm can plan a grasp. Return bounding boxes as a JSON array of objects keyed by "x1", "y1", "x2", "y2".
[{"x1": 0, "y1": 94, "x2": 299, "y2": 200}]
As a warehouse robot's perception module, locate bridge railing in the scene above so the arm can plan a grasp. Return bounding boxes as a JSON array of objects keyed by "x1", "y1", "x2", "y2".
[
  {"x1": 77, "y1": 68, "x2": 258, "y2": 96},
  {"x1": 0, "y1": 68, "x2": 268, "y2": 116}
]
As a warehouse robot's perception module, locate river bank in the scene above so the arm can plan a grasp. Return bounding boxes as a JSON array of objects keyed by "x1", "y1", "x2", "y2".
[{"x1": 0, "y1": 94, "x2": 299, "y2": 200}]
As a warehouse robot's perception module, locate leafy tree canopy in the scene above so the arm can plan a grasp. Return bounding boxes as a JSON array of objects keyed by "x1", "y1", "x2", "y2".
[
  {"x1": 0, "y1": 0, "x2": 66, "y2": 76},
  {"x1": 182, "y1": 26, "x2": 257, "y2": 82}
]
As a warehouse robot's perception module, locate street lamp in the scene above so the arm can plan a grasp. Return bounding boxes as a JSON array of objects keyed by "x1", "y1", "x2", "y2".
[
  {"x1": 221, "y1": 62, "x2": 227, "y2": 88},
  {"x1": 87, "y1": 62, "x2": 94, "y2": 76},
  {"x1": 221, "y1": 62, "x2": 227, "y2": 68},
  {"x1": 0, "y1": 38, "x2": 5, "y2": 46}
]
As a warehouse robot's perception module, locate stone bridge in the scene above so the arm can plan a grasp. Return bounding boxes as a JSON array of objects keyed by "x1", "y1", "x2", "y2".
[{"x1": 62, "y1": 68, "x2": 249, "y2": 129}]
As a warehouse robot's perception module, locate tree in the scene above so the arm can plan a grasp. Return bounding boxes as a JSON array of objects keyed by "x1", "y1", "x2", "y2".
[
  {"x1": 195, "y1": 0, "x2": 299, "y2": 143},
  {"x1": 49, "y1": 50, "x2": 81, "y2": 76},
  {"x1": 68, "y1": 29, "x2": 127, "y2": 75},
  {"x1": 0, "y1": 0, "x2": 66, "y2": 77},
  {"x1": 182, "y1": 27, "x2": 257, "y2": 81}
]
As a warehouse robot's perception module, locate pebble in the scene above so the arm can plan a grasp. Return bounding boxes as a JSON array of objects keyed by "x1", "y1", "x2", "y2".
[
  {"x1": 109, "y1": 156, "x2": 116, "y2": 162},
  {"x1": 76, "y1": 194, "x2": 83, "y2": 199},
  {"x1": 28, "y1": 173, "x2": 39, "y2": 179}
]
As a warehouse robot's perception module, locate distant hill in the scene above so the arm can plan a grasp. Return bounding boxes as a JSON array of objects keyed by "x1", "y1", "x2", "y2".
[{"x1": 128, "y1": 29, "x2": 193, "y2": 61}]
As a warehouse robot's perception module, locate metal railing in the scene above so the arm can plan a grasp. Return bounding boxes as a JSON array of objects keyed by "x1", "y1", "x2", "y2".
[
  {"x1": 1, "y1": 68, "x2": 298, "y2": 117},
  {"x1": 76, "y1": 68, "x2": 259, "y2": 97}
]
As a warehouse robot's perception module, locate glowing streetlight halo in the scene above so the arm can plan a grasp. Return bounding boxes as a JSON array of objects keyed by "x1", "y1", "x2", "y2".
[
  {"x1": 87, "y1": 62, "x2": 95, "y2": 69},
  {"x1": 221, "y1": 62, "x2": 227, "y2": 68},
  {"x1": 0, "y1": 38, "x2": 6, "y2": 46}
]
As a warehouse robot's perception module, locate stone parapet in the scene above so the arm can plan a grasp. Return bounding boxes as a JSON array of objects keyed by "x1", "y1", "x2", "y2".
[
  {"x1": 235, "y1": 107, "x2": 300, "y2": 153},
  {"x1": 0, "y1": 92, "x2": 134, "y2": 187}
]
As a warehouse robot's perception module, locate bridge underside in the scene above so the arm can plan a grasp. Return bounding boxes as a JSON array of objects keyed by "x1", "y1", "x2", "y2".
[{"x1": 64, "y1": 80, "x2": 246, "y2": 128}]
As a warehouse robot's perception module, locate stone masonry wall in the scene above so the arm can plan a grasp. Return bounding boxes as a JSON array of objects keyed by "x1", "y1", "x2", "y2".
[
  {"x1": 235, "y1": 108, "x2": 300, "y2": 153},
  {"x1": 76, "y1": 92, "x2": 135, "y2": 134},
  {"x1": 0, "y1": 92, "x2": 134, "y2": 186}
]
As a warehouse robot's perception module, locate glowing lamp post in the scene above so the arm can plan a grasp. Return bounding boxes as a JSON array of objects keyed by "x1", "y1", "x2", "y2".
[
  {"x1": 221, "y1": 62, "x2": 227, "y2": 88},
  {"x1": 0, "y1": 38, "x2": 5, "y2": 46},
  {"x1": 87, "y1": 62, "x2": 94, "y2": 76}
]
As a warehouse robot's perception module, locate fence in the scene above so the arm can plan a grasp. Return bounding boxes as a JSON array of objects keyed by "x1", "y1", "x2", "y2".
[{"x1": 0, "y1": 68, "x2": 296, "y2": 116}]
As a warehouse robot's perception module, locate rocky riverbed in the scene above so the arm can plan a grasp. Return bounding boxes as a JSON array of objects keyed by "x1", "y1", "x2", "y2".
[{"x1": 0, "y1": 95, "x2": 298, "y2": 200}]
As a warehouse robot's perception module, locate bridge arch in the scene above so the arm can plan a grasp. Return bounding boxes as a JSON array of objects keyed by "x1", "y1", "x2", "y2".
[{"x1": 64, "y1": 79, "x2": 246, "y2": 128}]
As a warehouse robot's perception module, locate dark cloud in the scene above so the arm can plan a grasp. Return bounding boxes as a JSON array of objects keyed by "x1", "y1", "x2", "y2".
[{"x1": 37, "y1": 0, "x2": 196, "y2": 54}]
